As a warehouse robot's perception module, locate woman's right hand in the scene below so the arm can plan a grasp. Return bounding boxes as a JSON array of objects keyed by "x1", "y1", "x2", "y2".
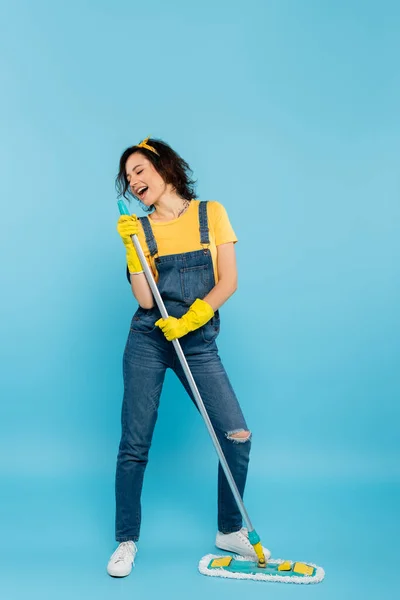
[
  {"x1": 117, "y1": 214, "x2": 143, "y2": 273},
  {"x1": 117, "y1": 214, "x2": 141, "y2": 244}
]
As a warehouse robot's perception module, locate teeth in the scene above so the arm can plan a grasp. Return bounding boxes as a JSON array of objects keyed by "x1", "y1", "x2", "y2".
[{"x1": 137, "y1": 186, "x2": 147, "y2": 195}]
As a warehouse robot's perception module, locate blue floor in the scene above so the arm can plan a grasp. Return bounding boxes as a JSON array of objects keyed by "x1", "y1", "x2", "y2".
[{"x1": 2, "y1": 475, "x2": 398, "y2": 599}]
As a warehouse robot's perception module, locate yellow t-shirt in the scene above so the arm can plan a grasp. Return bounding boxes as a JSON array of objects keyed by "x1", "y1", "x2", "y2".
[{"x1": 134, "y1": 199, "x2": 238, "y2": 284}]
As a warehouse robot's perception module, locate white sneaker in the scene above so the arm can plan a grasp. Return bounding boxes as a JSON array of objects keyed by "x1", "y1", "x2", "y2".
[
  {"x1": 107, "y1": 541, "x2": 137, "y2": 577},
  {"x1": 215, "y1": 527, "x2": 271, "y2": 561}
]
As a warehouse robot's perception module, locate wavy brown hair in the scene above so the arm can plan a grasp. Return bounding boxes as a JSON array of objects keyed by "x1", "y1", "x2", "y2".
[{"x1": 115, "y1": 137, "x2": 198, "y2": 213}]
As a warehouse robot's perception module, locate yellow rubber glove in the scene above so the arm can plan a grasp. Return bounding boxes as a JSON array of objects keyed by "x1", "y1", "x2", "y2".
[
  {"x1": 155, "y1": 298, "x2": 214, "y2": 341},
  {"x1": 117, "y1": 215, "x2": 143, "y2": 273}
]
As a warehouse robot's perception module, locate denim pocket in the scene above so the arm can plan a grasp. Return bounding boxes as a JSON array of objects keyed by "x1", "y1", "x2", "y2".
[
  {"x1": 202, "y1": 311, "x2": 220, "y2": 344},
  {"x1": 180, "y1": 265, "x2": 210, "y2": 305},
  {"x1": 130, "y1": 308, "x2": 158, "y2": 334}
]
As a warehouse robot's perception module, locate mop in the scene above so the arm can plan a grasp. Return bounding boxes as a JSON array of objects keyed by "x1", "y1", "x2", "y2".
[{"x1": 117, "y1": 199, "x2": 325, "y2": 584}]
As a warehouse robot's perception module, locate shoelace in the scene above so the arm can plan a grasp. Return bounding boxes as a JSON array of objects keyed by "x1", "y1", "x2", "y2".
[
  {"x1": 235, "y1": 527, "x2": 254, "y2": 549},
  {"x1": 114, "y1": 541, "x2": 135, "y2": 562}
]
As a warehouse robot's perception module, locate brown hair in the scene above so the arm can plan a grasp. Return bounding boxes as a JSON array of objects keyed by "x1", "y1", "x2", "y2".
[{"x1": 115, "y1": 137, "x2": 198, "y2": 212}]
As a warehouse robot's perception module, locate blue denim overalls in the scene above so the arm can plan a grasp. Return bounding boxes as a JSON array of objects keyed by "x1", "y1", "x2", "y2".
[{"x1": 115, "y1": 201, "x2": 251, "y2": 542}]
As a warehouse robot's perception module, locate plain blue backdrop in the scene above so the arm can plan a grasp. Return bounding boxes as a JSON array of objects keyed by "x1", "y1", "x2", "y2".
[{"x1": 0, "y1": 1, "x2": 399, "y2": 598}]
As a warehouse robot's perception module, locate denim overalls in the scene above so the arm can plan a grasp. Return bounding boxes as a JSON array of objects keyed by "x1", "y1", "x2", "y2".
[{"x1": 115, "y1": 201, "x2": 251, "y2": 542}]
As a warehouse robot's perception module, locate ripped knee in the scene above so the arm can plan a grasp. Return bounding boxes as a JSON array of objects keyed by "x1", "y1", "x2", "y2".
[{"x1": 225, "y1": 429, "x2": 252, "y2": 443}]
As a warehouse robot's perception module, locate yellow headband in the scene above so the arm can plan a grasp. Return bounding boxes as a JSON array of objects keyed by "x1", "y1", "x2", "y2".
[{"x1": 136, "y1": 136, "x2": 160, "y2": 156}]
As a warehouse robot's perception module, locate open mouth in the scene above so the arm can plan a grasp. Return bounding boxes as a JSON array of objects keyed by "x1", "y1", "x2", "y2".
[{"x1": 137, "y1": 186, "x2": 148, "y2": 200}]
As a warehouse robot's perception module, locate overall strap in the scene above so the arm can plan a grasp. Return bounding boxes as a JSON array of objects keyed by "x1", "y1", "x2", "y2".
[
  {"x1": 199, "y1": 201, "x2": 210, "y2": 249},
  {"x1": 139, "y1": 200, "x2": 210, "y2": 256},
  {"x1": 139, "y1": 216, "x2": 158, "y2": 257}
]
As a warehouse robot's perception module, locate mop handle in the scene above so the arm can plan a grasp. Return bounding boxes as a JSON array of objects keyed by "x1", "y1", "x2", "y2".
[{"x1": 117, "y1": 200, "x2": 256, "y2": 534}]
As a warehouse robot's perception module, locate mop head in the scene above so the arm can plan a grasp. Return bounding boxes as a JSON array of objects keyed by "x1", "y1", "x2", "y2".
[{"x1": 198, "y1": 553, "x2": 325, "y2": 584}]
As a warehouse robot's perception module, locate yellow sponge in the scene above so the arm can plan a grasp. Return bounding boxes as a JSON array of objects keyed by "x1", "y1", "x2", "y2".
[
  {"x1": 293, "y1": 562, "x2": 314, "y2": 576},
  {"x1": 210, "y1": 556, "x2": 233, "y2": 568},
  {"x1": 278, "y1": 561, "x2": 292, "y2": 571}
]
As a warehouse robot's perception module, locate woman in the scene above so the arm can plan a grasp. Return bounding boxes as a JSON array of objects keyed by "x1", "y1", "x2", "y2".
[{"x1": 107, "y1": 137, "x2": 270, "y2": 577}]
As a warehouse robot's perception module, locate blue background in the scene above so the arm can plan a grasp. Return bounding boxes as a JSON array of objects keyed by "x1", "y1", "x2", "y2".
[{"x1": 1, "y1": 1, "x2": 399, "y2": 598}]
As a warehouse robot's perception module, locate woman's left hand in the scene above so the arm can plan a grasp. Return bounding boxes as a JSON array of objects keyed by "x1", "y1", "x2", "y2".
[{"x1": 155, "y1": 298, "x2": 214, "y2": 341}]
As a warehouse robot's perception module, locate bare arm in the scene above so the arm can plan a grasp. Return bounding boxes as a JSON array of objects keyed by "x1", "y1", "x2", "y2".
[
  {"x1": 129, "y1": 271, "x2": 155, "y2": 309},
  {"x1": 202, "y1": 242, "x2": 238, "y2": 311}
]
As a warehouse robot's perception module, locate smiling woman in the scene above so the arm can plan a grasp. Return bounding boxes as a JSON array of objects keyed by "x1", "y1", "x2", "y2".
[
  {"x1": 115, "y1": 136, "x2": 197, "y2": 213},
  {"x1": 107, "y1": 136, "x2": 260, "y2": 579}
]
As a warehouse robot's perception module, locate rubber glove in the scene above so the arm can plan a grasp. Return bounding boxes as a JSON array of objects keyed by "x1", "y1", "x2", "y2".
[
  {"x1": 155, "y1": 298, "x2": 214, "y2": 341},
  {"x1": 117, "y1": 215, "x2": 143, "y2": 273}
]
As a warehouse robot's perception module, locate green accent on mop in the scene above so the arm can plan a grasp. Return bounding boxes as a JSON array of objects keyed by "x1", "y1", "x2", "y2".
[
  {"x1": 116, "y1": 199, "x2": 325, "y2": 585},
  {"x1": 117, "y1": 200, "x2": 130, "y2": 215}
]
